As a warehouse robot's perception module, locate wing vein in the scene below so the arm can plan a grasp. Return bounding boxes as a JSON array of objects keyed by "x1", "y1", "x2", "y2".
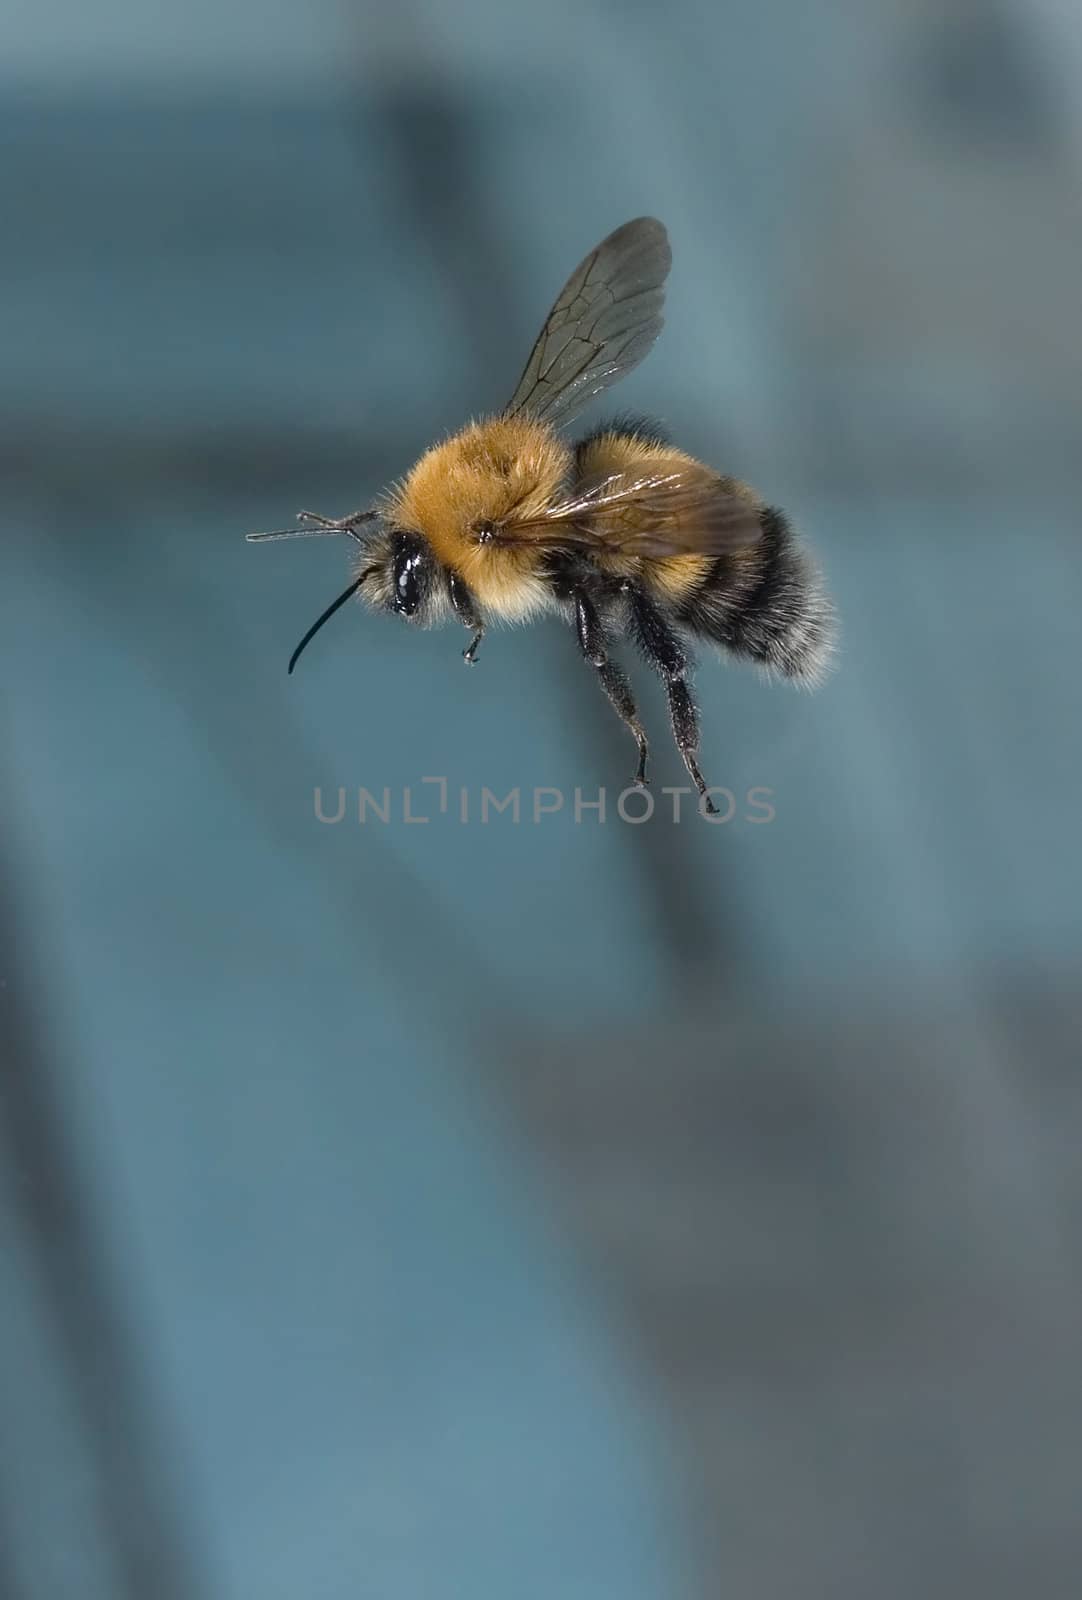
[{"x1": 504, "y1": 218, "x2": 672, "y2": 429}]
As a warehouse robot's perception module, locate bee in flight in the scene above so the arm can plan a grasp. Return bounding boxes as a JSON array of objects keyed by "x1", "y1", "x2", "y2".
[{"x1": 248, "y1": 217, "x2": 833, "y2": 811}]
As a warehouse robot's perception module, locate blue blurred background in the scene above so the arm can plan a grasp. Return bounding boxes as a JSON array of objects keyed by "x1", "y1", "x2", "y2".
[{"x1": 3, "y1": 3, "x2": 1082, "y2": 1597}]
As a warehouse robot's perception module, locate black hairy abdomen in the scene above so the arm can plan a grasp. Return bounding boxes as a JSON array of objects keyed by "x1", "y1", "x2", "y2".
[{"x1": 679, "y1": 506, "x2": 832, "y2": 683}]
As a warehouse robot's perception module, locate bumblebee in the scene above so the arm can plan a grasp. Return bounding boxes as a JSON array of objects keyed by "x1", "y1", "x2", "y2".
[{"x1": 249, "y1": 218, "x2": 833, "y2": 810}]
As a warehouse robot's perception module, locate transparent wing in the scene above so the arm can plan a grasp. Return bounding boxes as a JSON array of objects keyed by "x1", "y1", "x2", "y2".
[
  {"x1": 489, "y1": 467, "x2": 762, "y2": 559},
  {"x1": 504, "y1": 218, "x2": 671, "y2": 429}
]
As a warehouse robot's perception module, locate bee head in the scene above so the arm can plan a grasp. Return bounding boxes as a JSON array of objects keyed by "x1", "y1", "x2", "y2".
[
  {"x1": 355, "y1": 525, "x2": 445, "y2": 626},
  {"x1": 246, "y1": 509, "x2": 447, "y2": 674}
]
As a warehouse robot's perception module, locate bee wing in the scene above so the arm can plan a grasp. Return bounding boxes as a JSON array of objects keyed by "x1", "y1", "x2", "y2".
[
  {"x1": 493, "y1": 467, "x2": 762, "y2": 558},
  {"x1": 504, "y1": 218, "x2": 671, "y2": 430}
]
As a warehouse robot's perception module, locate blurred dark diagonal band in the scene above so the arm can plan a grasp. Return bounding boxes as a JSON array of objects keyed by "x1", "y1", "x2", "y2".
[{"x1": 0, "y1": 839, "x2": 204, "y2": 1600}]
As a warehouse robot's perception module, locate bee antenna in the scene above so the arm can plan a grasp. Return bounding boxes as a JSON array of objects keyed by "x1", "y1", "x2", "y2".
[
  {"x1": 287, "y1": 567, "x2": 378, "y2": 675},
  {"x1": 246, "y1": 510, "x2": 378, "y2": 545}
]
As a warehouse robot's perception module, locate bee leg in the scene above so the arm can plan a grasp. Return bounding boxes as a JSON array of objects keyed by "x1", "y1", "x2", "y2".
[
  {"x1": 448, "y1": 572, "x2": 485, "y2": 664},
  {"x1": 574, "y1": 590, "x2": 649, "y2": 787},
  {"x1": 628, "y1": 587, "x2": 717, "y2": 815}
]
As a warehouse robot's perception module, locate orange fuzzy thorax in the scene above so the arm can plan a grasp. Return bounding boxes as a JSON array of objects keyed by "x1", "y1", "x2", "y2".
[{"x1": 382, "y1": 415, "x2": 572, "y2": 620}]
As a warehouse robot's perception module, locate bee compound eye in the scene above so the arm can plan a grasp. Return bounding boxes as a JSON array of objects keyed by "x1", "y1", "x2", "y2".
[{"x1": 391, "y1": 540, "x2": 423, "y2": 616}]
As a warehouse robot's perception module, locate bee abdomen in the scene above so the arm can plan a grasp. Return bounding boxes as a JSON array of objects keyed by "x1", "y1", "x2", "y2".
[
  {"x1": 574, "y1": 412, "x2": 671, "y2": 466},
  {"x1": 681, "y1": 506, "x2": 834, "y2": 685}
]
